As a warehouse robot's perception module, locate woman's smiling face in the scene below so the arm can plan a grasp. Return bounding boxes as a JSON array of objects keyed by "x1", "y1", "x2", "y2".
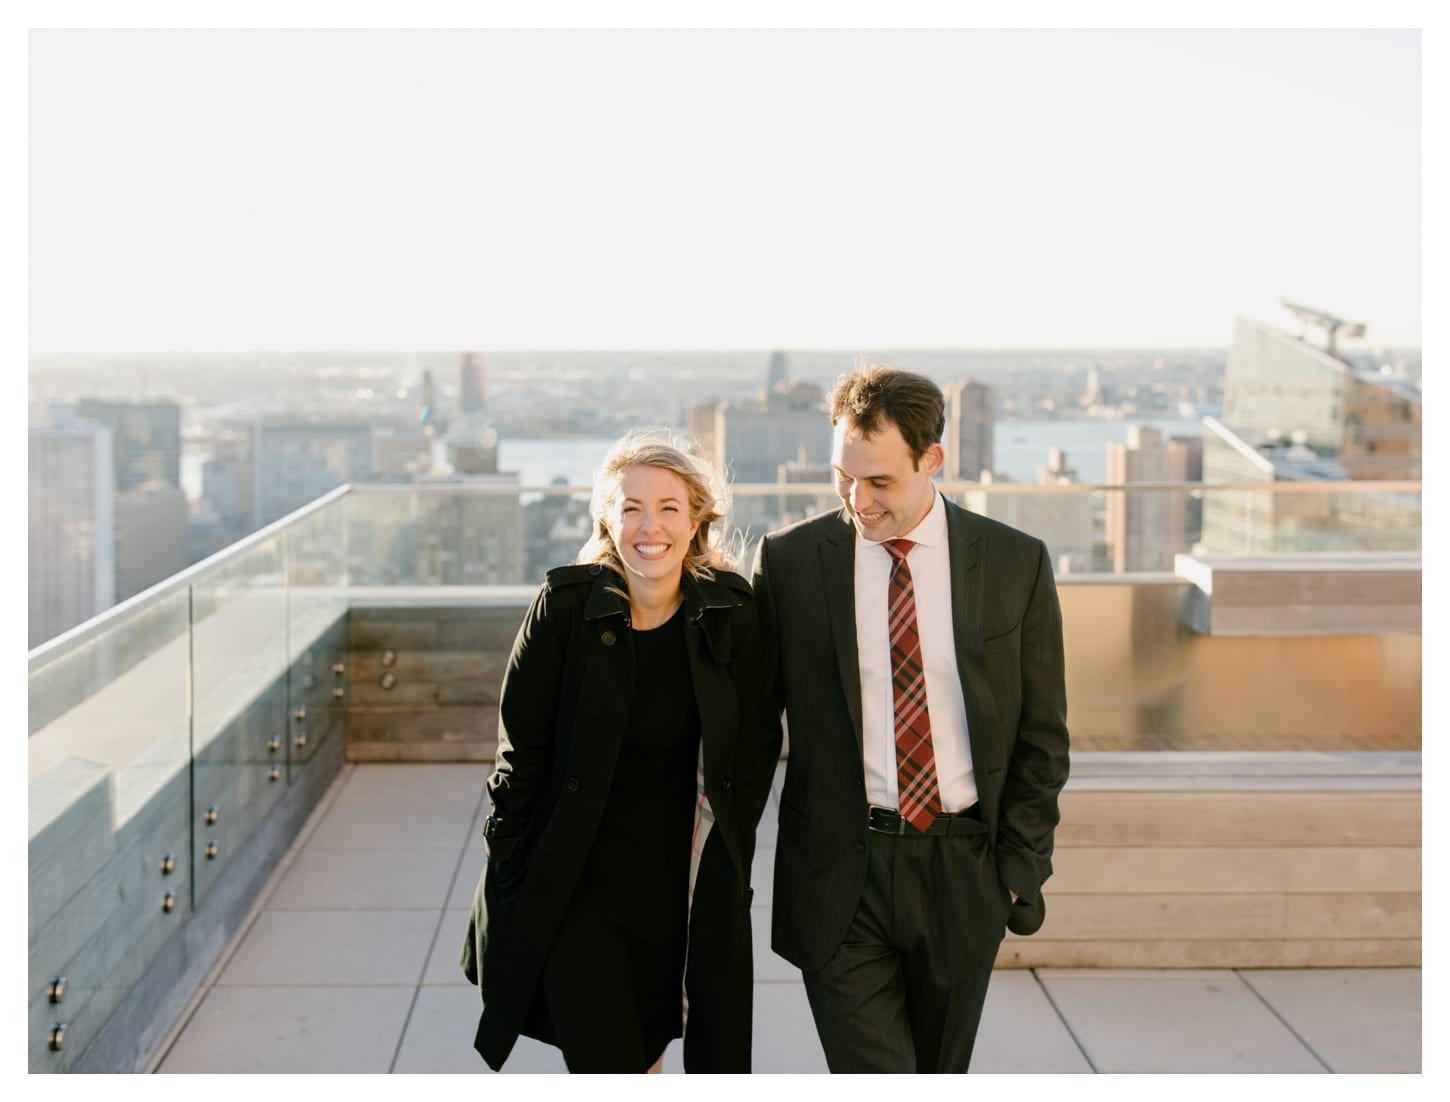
[{"x1": 605, "y1": 464, "x2": 700, "y2": 586}]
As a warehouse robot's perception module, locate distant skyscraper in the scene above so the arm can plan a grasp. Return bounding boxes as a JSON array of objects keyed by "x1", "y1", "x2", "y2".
[
  {"x1": 765, "y1": 350, "x2": 789, "y2": 395},
  {"x1": 459, "y1": 353, "x2": 487, "y2": 413},
  {"x1": 966, "y1": 451, "x2": 1101, "y2": 575},
  {"x1": 717, "y1": 384, "x2": 830, "y2": 483},
  {"x1": 943, "y1": 380, "x2": 994, "y2": 481},
  {"x1": 73, "y1": 399, "x2": 182, "y2": 492},
  {"x1": 1105, "y1": 426, "x2": 1192, "y2": 572},
  {"x1": 114, "y1": 482, "x2": 189, "y2": 602},
  {"x1": 251, "y1": 420, "x2": 373, "y2": 527},
  {"x1": 1200, "y1": 307, "x2": 1422, "y2": 554},
  {"x1": 1220, "y1": 312, "x2": 1421, "y2": 480},
  {"x1": 29, "y1": 422, "x2": 115, "y2": 647},
  {"x1": 687, "y1": 402, "x2": 721, "y2": 470}
]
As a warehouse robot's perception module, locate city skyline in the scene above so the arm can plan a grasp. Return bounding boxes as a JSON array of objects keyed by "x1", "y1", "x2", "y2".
[{"x1": 28, "y1": 25, "x2": 1425, "y2": 355}]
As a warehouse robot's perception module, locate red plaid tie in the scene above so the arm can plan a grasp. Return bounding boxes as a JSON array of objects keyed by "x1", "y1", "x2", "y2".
[{"x1": 885, "y1": 539, "x2": 942, "y2": 833}]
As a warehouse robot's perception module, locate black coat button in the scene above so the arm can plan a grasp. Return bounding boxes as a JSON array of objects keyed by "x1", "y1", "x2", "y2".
[
  {"x1": 601, "y1": 631, "x2": 616, "y2": 646},
  {"x1": 567, "y1": 777, "x2": 580, "y2": 791},
  {"x1": 855, "y1": 841, "x2": 865, "y2": 853},
  {"x1": 720, "y1": 777, "x2": 732, "y2": 791},
  {"x1": 588, "y1": 565, "x2": 602, "y2": 575}
]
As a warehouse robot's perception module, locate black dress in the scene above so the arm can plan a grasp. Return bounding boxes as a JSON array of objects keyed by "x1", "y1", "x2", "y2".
[{"x1": 539, "y1": 604, "x2": 701, "y2": 1071}]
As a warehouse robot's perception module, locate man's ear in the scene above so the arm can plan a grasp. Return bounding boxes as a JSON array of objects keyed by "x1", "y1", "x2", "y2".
[{"x1": 922, "y1": 443, "x2": 946, "y2": 476}]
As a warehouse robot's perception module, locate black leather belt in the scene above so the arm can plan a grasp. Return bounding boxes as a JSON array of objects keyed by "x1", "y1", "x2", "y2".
[{"x1": 867, "y1": 804, "x2": 986, "y2": 837}]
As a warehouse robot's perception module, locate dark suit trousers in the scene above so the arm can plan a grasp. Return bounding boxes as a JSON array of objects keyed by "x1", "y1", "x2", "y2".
[{"x1": 802, "y1": 822, "x2": 1009, "y2": 1072}]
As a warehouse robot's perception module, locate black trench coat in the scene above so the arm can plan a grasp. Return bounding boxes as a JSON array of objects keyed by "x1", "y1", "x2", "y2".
[{"x1": 460, "y1": 564, "x2": 770, "y2": 1072}]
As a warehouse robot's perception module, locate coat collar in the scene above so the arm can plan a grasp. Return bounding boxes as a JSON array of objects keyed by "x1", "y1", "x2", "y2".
[{"x1": 580, "y1": 564, "x2": 743, "y2": 627}]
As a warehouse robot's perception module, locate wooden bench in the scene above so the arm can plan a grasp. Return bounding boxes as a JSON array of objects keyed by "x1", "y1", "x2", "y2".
[
  {"x1": 997, "y1": 751, "x2": 1421, "y2": 968},
  {"x1": 1174, "y1": 552, "x2": 1421, "y2": 636}
]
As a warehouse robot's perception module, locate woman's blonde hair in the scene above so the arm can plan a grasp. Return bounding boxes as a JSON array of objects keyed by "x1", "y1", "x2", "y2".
[{"x1": 577, "y1": 429, "x2": 737, "y2": 581}]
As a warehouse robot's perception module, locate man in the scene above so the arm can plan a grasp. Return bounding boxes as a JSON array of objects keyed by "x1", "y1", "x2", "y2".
[{"x1": 750, "y1": 364, "x2": 1070, "y2": 1073}]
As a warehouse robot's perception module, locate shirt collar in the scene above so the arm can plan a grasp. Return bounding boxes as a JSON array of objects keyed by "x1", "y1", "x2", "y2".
[{"x1": 857, "y1": 488, "x2": 946, "y2": 555}]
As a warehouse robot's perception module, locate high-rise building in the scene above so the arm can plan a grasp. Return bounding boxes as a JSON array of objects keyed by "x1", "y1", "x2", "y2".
[
  {"x1": 717, "y1": 399, "x2": 831, "y2": 484},
  {"x1": 372, "y1": 425, "x2": 436, "y2": 480},
  {"x1": 29, "y1": 422, "x2": 115, "y2": 647},
  {"x1": 445, "y1": 353, "x2": 500, "y2": 475},
  {"x1": 1200, "y1": 306, "x2": 1422, "y2": 555},
  {"x1": 251, "y1": 420, "x2": 373, "y2": 527},
  {"x1": 765, "y1": 350, "x2": 789, "y2": 396},
  {"x1": 73, "y1": 399, "x2": 182, "y2": 492},
  {"x1": 943, "y1": 380, "x2": 994, "y2": 481},
  {"x1": 459, "y1": 352, "x2": 487, "y2": 413},
  {"x1": 687, "y1": 402, "x2": 721, "y2": 469},
  {"x1": 965, "y1": 450, "x2": 1101, "y2": 575},
  {"x1": 1105, "y1": 426, "x2": 1192, "y2": 572},
  {"x1": 1221, "y1": 312, "x2": 1420, "y2": 480},
  {"x1": 114, "y1": 482, "x2": 190, "y2": 602},
  {"x1": 187, "y1": 426, "x2": 253, "y2": 563}
]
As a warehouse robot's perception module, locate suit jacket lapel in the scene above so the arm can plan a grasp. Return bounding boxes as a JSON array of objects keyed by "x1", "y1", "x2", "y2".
[
  {"x1": 819, "y1": 510, "x2": 865, "y2": 753},
  {"x1": 946, "y1": 500, "x2": 994, "y2": 750}
]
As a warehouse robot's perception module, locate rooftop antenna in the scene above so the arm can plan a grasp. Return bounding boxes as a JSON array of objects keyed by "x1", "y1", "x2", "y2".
[{"x1": 1279, "y1": 297, "x2": 1365, "y2": 359}]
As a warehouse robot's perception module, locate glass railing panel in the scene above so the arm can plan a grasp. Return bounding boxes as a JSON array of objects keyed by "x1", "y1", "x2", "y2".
[
  {"x1": 189, "y1": 535, "x2": 289, "y2": 901},
  {"x1": 27, "y1": 588, "x2": 193, "y2": 1070},
  {"x1": 348, "y1": 485, "x2": 528, "y2": 586},
  {"x1": 285, "y1": 498, "x2": 350, "y2": 777}
]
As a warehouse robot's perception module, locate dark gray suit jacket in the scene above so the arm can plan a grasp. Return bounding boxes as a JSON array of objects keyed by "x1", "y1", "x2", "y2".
[{"x1": 751, "y1": 496, "x2": 1070, "y2": 975}]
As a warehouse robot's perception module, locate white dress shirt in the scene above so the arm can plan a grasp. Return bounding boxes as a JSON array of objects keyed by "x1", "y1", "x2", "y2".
[{"x1": 854, "y1": 491, "x2": 977, "y2": 812}]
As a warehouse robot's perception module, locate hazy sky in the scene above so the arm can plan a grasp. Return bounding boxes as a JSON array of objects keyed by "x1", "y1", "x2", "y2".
[{"x1": 28, "y1": 25, "x2": 1425, "y2": 353}]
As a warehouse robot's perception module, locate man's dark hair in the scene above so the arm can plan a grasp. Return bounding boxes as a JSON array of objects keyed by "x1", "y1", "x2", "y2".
[{"x1": 828, "y1": 363, "x2": 945, "y2": 466}]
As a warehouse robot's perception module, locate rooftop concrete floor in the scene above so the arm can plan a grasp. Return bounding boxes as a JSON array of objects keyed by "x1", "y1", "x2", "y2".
[{"x1": 152, "y1": 762, "x2": 1421, "y2": 1075}]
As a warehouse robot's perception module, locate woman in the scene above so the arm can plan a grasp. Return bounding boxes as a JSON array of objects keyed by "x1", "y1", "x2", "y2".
[{"x1": 461, "y1": 430, "x2": 767, "y2": 1073}]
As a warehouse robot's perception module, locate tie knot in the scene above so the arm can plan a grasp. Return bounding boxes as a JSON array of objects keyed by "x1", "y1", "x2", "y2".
[{"x1": 884, "y1": 539, "x2": 915, "y2": 561}]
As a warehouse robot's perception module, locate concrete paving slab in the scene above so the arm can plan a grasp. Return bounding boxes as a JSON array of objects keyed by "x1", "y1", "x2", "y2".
[
  {"x1": 423, "y1": 910, "x2": 474, "y2": 986},
  {"x1": 1037, "y1": 969, "x2": 1327, "y2": 1073},
  {"x1": 306, "y1": 797, "x2": 475, "y2": 850},
  {"x1": 972, "y1": 970, "x2": 1092, "y2": 1073},
  {"x1": 218, "y1": 909, "x2": 439, "y2": 986},
  {"x1": 268, "y1": 844, "x2": 461, "y2": 910},
  {"x1": 157, "y1": 984, "x2": 416, "y2": 1073},
  {"x1": 396, "y1": 986, "x2": 690, "y2": 1074},
  {"x1": 1239, "y1": 968, "x2": 1421, "y2": 1072},
  {"x1": 449, "y1": 837, "x2": 487, "y2": 910},
  {"x1": 333, "y1": 762, "x2": 491, "y2": 808},
  {"x1": 752, "y1": 981, "x2": 828, "y2": 1072},
  {"x1": 391, "y1": 983, "x2": 570, "y2": 1073}
]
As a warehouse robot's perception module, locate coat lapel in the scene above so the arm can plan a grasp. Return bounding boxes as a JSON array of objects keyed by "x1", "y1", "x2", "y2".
[
  {"x1": 945, "y1": 501, "x2": 994, "y2": 757},
  {"x1": 819, "y1": 510, "x2": 865, "y2": 752}
]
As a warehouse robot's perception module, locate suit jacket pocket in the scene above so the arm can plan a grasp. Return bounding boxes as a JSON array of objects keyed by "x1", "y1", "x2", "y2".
[
  {"x1": 778, "y1": 797, "x2": 808, "y2": 844},
  {"x1": 982, "y1": 620, "x2": 1022, "y2": 657}
]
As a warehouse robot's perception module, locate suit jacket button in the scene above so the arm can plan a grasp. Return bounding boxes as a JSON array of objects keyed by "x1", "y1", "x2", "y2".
[
  {"x1": 720, "y1": 776, "x2": 732, "y2": 791},
  {"x1": 601, "y1": 630, "x2": 616, "y2": 646},
  {"x1": 567, "y1": 777, "x2": 581, "y2": 792},
  {"x1": 855, "y1": 841, "x2": 865, "y2": 853},
  {"x1": 588, "y1": 564, "x2": 602, "y2": 575}
]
